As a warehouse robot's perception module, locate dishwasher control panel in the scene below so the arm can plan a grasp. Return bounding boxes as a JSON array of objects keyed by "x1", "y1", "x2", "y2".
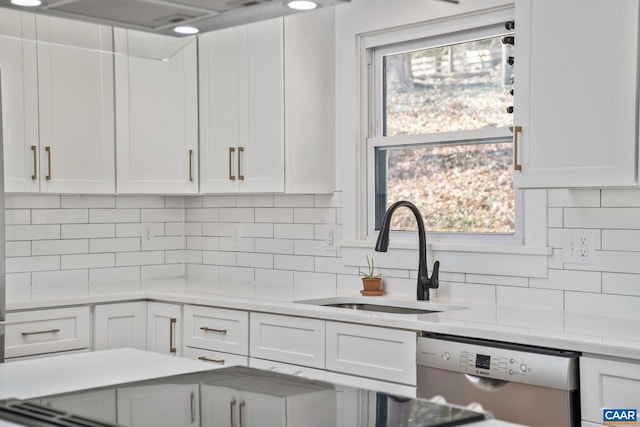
[{"x1": 417, "y1": 335, "x2": 578, "y2": 390}]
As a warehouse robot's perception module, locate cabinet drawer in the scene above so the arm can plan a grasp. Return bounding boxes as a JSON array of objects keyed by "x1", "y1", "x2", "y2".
[
  {"x1": 183, "y1": 305, "x2": 248, "y2": 355},
  {"x1": 182, "y1": 346, "x2": 248, "y2": 368},
  {"x1": 581, "y1": 356, "x2": 640, "y2": 424},
  {"x1": 326, "y1": 321, "x2": 416, "y2": 386},
  {"x1": 5, "y1": 307, "x2": 91, "y2": 358},
  {"x1": 250, "y1": 313, "x2": 325, "y2": 369}
]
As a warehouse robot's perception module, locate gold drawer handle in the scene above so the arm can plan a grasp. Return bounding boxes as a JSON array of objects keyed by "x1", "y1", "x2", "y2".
[
  {"x1": 513, "y1": 125, "x2": 522, "y2": 171},
  {"x1": 22, "y1": 328, "x2": 60, "y2": 336},
  {"x1": 229, "y1": 147, "x2": 236, "y2": 181},
  {"x1": 31, "y1": 145, "x2": 37, "y2": 180},
  {"x1": 188, "y1": 149, "x2": 193, "y2": 182},
  {"x1": 238, "y1": 146, "x2": 244, "y2": 181},
  {"x1": 45, "y1": 146, "x2": 52, "y2": 180},
  {"x1": 169, "y1": 318, "x2": 177, "y2": 354},
  {"x1": 200, "y1": 326, "x2": 227, "y2": 334},
  {"x1": 198, "y1": 356, "x2": 225, "y2": 364}
]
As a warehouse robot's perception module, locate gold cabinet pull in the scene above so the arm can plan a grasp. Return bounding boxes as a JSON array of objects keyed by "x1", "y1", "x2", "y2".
[
  {"x1": 229, "y1": 147, "x2": 236, "y2": 181},
  {"x1": 31, "y1": 146, "x2": 37, "y2": 180},
  {"x1": 238, "y1": 147, "x2": 244, "y2": 181},
  {"x1": 190, "y1": 392, "x2": 196, "y2": 424},
  {"x1": 513, "y1": 125, "x2": 522, "y2": 171},
  {"x1": 198, "y1": 356, "x2": 225, "y2": 364},
  {"x1": 45, "y1": 146, "x2": 52, "y2": 180},
  {"x1": 239, "y1": 401, "x2": 245, "y2": 427},
  {"x1": 188, "y1": 149, "x2": 193, "y2": 182},
  {"x1": 22, "y1": 328, "x2": 60, "y2": 336},
  {"x1": 169, "y1": 318, "x2": 177, "y2": 354},
  {"x1": 230, "y1": 399, "x2": 237, "y2": 427},
  {"x1": 200, "y1": 326, "x2": 227, "y2": 335}
]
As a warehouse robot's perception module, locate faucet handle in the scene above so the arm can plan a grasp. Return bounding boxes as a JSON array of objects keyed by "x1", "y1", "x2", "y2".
[{"x1": 429, "y1": 261, "x2": 440, "y2": 289}]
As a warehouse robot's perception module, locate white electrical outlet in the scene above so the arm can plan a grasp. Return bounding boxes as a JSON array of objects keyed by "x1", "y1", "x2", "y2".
[
  {"x1": 324, "y1": 226, "x2": 339, "y2": 251},
  {"x1": 231, "y1": 224, "x2": 241, "y2": 247},
  {"x1": 563, "y1": 229, "x2": 595, "y2": 264},
  {"x1": 141, "y1": 223, "x2": 156, "y2": 250}
]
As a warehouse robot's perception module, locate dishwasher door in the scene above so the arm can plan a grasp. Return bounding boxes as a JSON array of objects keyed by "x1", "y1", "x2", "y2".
[{"x1": 418, "y1": 365, "x2": 579, "y2": 427}]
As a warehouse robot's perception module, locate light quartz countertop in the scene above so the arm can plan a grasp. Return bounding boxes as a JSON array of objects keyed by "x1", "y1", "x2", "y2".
[{"x1": 6, "y1": 277, "x2": 640, "y2": 361}]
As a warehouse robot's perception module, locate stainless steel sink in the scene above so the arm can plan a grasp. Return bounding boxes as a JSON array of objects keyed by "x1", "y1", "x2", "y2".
[
  {"x1": 296, "y1": 297, "x2": 466, "y2": 315},
  {"x1": 323, "y1": 303, "x2": 439, "y2": 315}
]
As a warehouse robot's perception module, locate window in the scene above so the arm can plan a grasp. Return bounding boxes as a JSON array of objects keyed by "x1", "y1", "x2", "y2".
[{"x1": 367, "y1": 21, "x2": 518, "y2": 239}]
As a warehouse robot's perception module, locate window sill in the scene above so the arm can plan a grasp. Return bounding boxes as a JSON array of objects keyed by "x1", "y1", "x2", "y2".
[{"x1": 339, "y1": 239, "x2": 552, "y2": 256}]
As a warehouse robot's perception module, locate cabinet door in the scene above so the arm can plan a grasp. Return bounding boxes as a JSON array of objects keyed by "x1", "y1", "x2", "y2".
[
  {"x1": 183, "y1": 305, "x2": 249, "y2": 355},
  {"x1": 0, "y1": 8, "x2": 39, "y2": 193},
  {"x1": 117, "y1": 384, "x2": 199, "y2": 427},
  {"x1": 146, "y1": 302, "x2": 181, "y2": 356},
  {"x1": 41, "y1": 389, "x2": 117, "y2": 424},
  {"x1": 94, "y1": 302, "x2": 147, "y2": 351},
  {"x1": 325, "y1": 322, "x2": 416, "y2": 386},
  {"x1": 200, "y1": 385, "x2": 285, "y2": 427},
  {"x1": 36, "y1": 15, "x2": 115, "y2": 193},
  {"x1": 114, "y1": 29, "x2": 198, "y2": 194},
  {"x1": 199, "y1": 19, "x2": 284, "y2": 194},
  {"x1": 514, "y1": 0, "x2": 639, "y2": 188},
  {"x1": 581, "y1": 356, "x2": 640, "y2": 424}
]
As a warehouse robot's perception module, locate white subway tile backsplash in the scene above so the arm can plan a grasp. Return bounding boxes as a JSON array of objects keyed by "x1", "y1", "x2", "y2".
[
  {"x1": 203, "y1": 251, "x2": 237, "y2": 266},
  {"x1": 274, "y1": 254, "x2": 315, "y2": 272},
  {"x1": 183, "y1": 197, "x2": 203, "y2": 208},
  {"x1": 237, "y1": 195, "x2": 274, "y2": 207},
  {"x1": 7, "y1": 256, "x2": 60, "y2": 273},
  {"x1": 274, "y1": 194, "x2": 314, "y2": 208},
  {"x1": 5, "y1": 210, "x2": 31, "y2": 225},
  {"x1": 62, "y1": 253, "x2": 114, "y2": 269},
  {"x1": 165, "y1": 250, "x2": 184, "y2": 264},
  {"x1": 240, "y1": 223, "x2": 273, "y2": 238},
  {"x1": 115, "y1": 195, "x2": 165, "y2": 208},
  {"x1": 565, "y1": 208, "x2": 640, "y2": 229},
  {"x1": 203, "y1": 195, "x2": 237, "y2": 208},
  {"x1": 164, "y1": 197, "x2": 185, "y2": 209},
  {"x1": 89, "y1": 266, "x2": 141, "y2": 284},
  {"x1": 186, "y1": 208, "x2": 219, "y2": 222},
  {"x1": 6, "y1": 225, "x2": 60, "y2": 241},
  {"x1": 61, "y1": 195, "x2": 115, "y2": 209},
  {"x1": 602, "y1": 188, "x2": 640, "y2": 207},
  {"x1": 294, "y1": 239, "x2": 336, "y2": 257},
  {"x1": 436, "y1": 281, "x2": 496, "y2": 302},
  {"x1": 274, "y1": 224, "x2": 315, "y2": 240},
  {"x1": 5, "y1": 194, "x2": 60, "y2": 209},
  {"x1": 32, "y1": 269, "x2": 88, "y2": 287},
  {"x1": 32, "y1": 282, "x2": 89, "y2": 301},
  {"x1": 219, "y1": 266, "x2": 254, "y2": 284},
  {"x1": 202, "y1": 223, "x2": 232, "y2": 237},
  {"x1": 6, "y1": 273, "x2": 31, "y2": 303},
  {"x1": 90, "y1": 209, "x2": 140, "y2": 223},
  {"x1": 63, "y1": 224, "x2": 114, "y2": 239},
  {"x1": 33, "y1": 239, "x2": 88, "y2": 256},
  {"x1": 293, "y1": 271, "x2": 336, "y2": 300},
  {"x1": 6, "y1": 241, "x2": 31, "y2": 257},
  {"x1": 548, "y1": 208, "x2": 563, "y2": 228},
  {"x1": 90, "y1": 238, "x2": 140, "y2": 253},
  {"x1": 465, "y1": 274, "x2": 529, "y2": 288},
  {"x1": 548, "y1": 189, "x2": 600, "y2": 208},
  {"x1": 219, "y1": 237, "x2": 255, "y2": 252},
  {"x1": 602, "y1": 229, "x2": 640, "y2": 251},
  {"x1": 184, "y1": 222, "x2": 203, "y2": 236},
  {"x1": 116, "y1": 251, "x2": 164, "y2": 267},
  {"x1": 115, "y1": 223, "x2": 144, "y2": 238},
  {"x1": 255, "y1": 208, "x2": 293, "y2": 223},
  {"x1": 141, "y1": 208, "x2": 183, "y2": 222},
  {"x1": 165, "y1": 222, "x2": 185, "y2": 236},
  {"x1": 237, "y1": 252, "x2": 274, "y2": 269},
  {"x1": 530, "y1": 268, "x2": 601, "y2": 293},
  {"x1": 31, "y1": 209, "x2": 89, "y2": 224},
  {"x1": 254, "y1": 268, "x2": 294, "y2": 287},
  {"x1": 315, "y1": 193, "x2": 342, "y2": 208},
  {"x1": 142, "y1": 264, "x2": 184, "y2": 280},
  {"x1": 254, "y1": 238, "x2": 294, "y2": 255},
  {"x1": 293, "y1": 208, "x2": 336, "y2": 224},
  {"x1": 602, "y1": 272, "x2": 640, "y2": 296},
  {"x1": 496, "y1": 286, "x2": 564, "y2": 310},
  {"x1": 184, "y1": 250, "x2": 203, "y2": 264},
  {"x1": 219, "y1": 208, "x2": 254, "y2": 223},
  {"x1": 565, "y1": 291, "x2": 640, "y2": 318},
  {"x1": 187, "y1": 236, "x2": 220, "y2": 251}
]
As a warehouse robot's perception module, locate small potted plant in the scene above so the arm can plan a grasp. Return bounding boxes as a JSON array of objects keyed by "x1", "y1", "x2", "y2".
[{"x1": 359, "y1": 255, "x2": 383, "y2": 294}]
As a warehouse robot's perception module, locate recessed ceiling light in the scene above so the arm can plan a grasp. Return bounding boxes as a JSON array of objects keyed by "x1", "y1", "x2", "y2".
[
  {"x1": 286, "y1": 1, "x2": 318, "y2": 11},
  {"x1": 174, "y1": 26, "x2": 199, "y2": 35},
  {"x1": 10, "y1": 0, "x2": 42, "y2": 6}
]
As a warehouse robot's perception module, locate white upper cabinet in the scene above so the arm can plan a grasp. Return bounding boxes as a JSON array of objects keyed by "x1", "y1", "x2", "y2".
[
  {"x1": 513, "y1": 0, "x2": 639, "y2": 188},
  {"x1": 37, "y1": 15, "x2": 115, "y2": 193},
  {"x1": 199, "y1": 8, "x2": 336, "y2": 194},
  {"x1": 0, "y1": 9, "x2": 39, "y2": 193},
  {"x1": 199, "y1": 18, "x2": 285, "y2": 193},
  {"x1": 114, "y1": 29, "x2": 199, "y2": 194},
  {"x1": 1, "y1": 11, "x2": 115, "y2": 193}
]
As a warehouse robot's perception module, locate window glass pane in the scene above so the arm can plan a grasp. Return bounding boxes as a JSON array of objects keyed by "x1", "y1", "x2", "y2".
[
  {"x1": 376, "y1": 141, "x2": 515, "y2": 233},
  {"x1": 383, "y1": 35, "x2": 513, "y2": 136}
]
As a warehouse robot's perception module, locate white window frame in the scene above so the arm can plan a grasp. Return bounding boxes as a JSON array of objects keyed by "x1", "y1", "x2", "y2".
[{"x1": 363, "y1": 13, "x2": 524, "y2": 245}]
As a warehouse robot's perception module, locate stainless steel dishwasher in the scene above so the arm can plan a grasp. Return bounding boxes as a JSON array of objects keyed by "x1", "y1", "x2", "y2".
[{"x1": 417, "y1": 333, "x2": 580, "y2": 427}]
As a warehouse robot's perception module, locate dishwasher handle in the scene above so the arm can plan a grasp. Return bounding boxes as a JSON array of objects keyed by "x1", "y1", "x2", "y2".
[{"x1": 463, "y1": 374, "x2": 508, "y2": 391}]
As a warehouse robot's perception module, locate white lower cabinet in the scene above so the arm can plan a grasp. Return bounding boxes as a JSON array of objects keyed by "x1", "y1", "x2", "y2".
[
  {"x1": 201, "y1": 379, "x2": 335, "y2": 427},
  {"x1": 41, "y1": 389, "x2": 117, "y2": 424},
  {"x1": 5, "y1": 306, "x2": 91, "y2": 359},
  {"x1": 183, "y1": 305, "x2": 248, "y2": 355},
  {"x1": 94, "y1": 302, "x2": 147, "y2": 351},
  {"x1": 117, "y1": 384, "x2": 199, "y2": 427},
  {"x1": 581, "y1": 355, "x2": 640, "y2": 425},
  {"x1": 249, "y1": 312, "x2": 325, "y2": 369},
  {"x1": 146, "y1": 302, "x2": 181, "y2": 356},
  {"x1": 325, "y1": 321, "x2": 416, "y2": 386}
]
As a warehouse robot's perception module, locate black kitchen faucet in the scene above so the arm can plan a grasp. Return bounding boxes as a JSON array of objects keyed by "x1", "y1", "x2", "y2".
[{"x1": 374, "y1": 200, "x2": 439, "y2": 301}]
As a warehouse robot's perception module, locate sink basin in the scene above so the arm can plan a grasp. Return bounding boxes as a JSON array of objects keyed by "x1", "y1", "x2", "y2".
[
  {"x1": 323, "y1": 303, "x2": 439, "y2": 315},
  {"x1": 296, "y1": 297, "x2": 466, "y2": 315}
]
